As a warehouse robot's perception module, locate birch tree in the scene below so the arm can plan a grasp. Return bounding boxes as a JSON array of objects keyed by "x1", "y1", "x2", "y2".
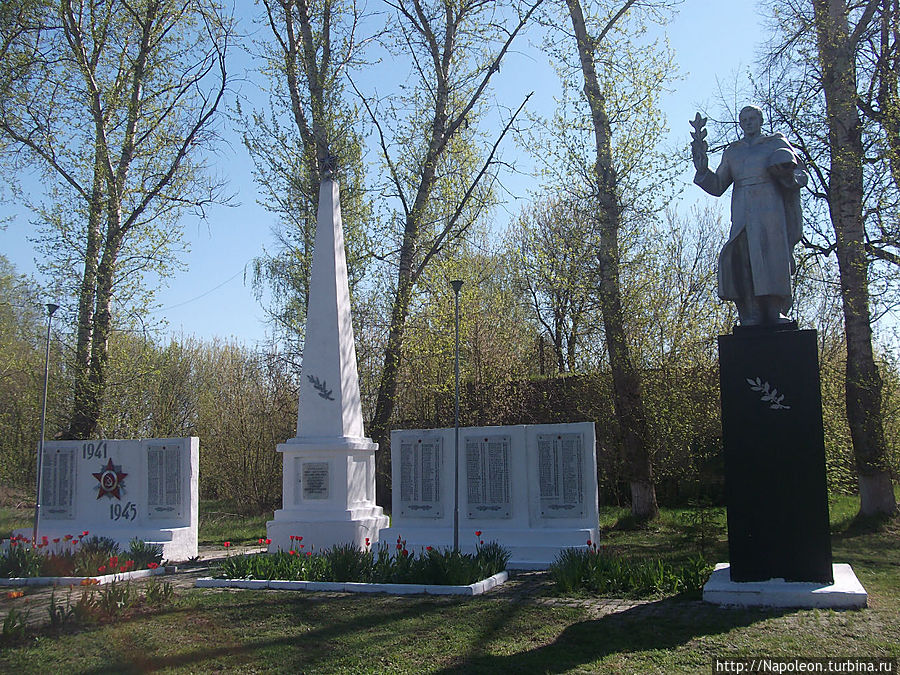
[
  {"x1": 554, "y1": 0, "x2": 677, "y2": 519},
  {"x1": 758, "y1": 0, "x2": 898, "y2": 515},
  {"x1": 242, "y1": 0, "x2": 371, "y2": 351},
  {"x1": 0, "y1": 0, "x2": 233, "y2": 439},
  {"x1": 355, "y1": 0, "x2": 543, "y2": 504}
]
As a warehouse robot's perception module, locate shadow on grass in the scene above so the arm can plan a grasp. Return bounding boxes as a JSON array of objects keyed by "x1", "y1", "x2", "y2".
[
  {"x1": 832, "y1": 511, "x2": 899, "y2": 539},
  {"x1": 434, "y1": 597, "x2": 787, "y2": 674},
  {"x1": 76, "y1": 593, "x2": 460, "y2": 674}
]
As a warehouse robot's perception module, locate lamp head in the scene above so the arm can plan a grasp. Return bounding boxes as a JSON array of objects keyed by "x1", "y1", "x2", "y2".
[
  {"x1": 449, "y1": 280, "x2": 463, "y2": 294},
  {"x1": 46, "y1": 303, "x2": 59, "y2": 316}
]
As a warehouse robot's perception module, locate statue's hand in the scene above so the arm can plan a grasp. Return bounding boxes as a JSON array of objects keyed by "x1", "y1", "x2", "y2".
[{"x1": 692, "y1": 143, "x2": 708, "y2": 173}]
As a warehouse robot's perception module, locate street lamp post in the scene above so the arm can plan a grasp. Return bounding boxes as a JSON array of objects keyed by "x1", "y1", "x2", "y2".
[
  {"x1": 33, "y1": 302, "x2": 59, "y2": 545},
  {"x1": 450, "y1": 280, "x2": 463, "y2": 552}
]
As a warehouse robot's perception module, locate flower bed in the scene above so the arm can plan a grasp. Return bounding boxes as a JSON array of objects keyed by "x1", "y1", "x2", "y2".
[
  {"x1": 0, "y1": 532, "x2": 165, "y2": 582},
  {"x1": 200, "y1": 534, "x2": 511, "y2": 595},
  {"x1": 549, "y1": 541, "x2": 713, "y2": 597}
]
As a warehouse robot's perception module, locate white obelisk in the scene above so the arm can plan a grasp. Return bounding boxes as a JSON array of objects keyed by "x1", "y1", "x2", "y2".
[{"x1": 267, "y1": 175, "x2": 387, "y2": 551}]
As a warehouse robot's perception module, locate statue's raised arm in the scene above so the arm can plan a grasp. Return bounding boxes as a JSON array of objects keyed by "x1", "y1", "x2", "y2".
[{"x1": 691, "y1": 105, "x2": 808, "y2": 327}]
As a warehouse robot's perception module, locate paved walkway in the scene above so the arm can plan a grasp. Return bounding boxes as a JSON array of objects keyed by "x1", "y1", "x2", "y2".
[{"x1": 0, "y1": 545, "x2": 673, "y2": 629}]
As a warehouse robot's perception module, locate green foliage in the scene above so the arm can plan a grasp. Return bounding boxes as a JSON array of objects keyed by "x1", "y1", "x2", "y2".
[
  {"x1": 324, "y1": 543, "x2": 372, "y2": 582},
  {"x1": 78, "y1": 535, "x2": 119, "y2": 558},
  {"x1": 0, "y1": 256, "x2": 66, "y2": 489},
  {"x1": 548, "y1": 546, "x2": 713, "y2": 598},
  {"x1": 47, "y1": 589, "x2": 75, "y2": 629},
  {"x1": 143, "y1": 578, "x2": 174, "y2": 607},
  {"x1": 676, "y1": 501, "x2": 725, "y2": 557},
  {"x1": 127, "y1": 539, "x2": 163, "y2": 569},
  {"x1": 0, "y1": 540, "x2": 44, "y2": 577},
  {"x1": 0, "y1": 607, "x2": 28, "y2": 645},
  {"x1": 95, "y1": 581, "x2": 136, "y2": 618},
  {"x1": 214, "y1": 540, "x2": 510, "y2": 586}
]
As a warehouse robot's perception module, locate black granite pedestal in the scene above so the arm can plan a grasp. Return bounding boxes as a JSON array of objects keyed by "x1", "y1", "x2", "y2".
[{"x1": 718, "y1": 326, "x2": 833, "y2": 583}]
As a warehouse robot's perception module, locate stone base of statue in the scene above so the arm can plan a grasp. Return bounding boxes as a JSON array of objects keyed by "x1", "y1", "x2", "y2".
[
  {"x1": 703, "y1": 562, "x2": 867, "y2": 608},
  {"x1": 716, "y1": 326, "x2": 833, "y2": 583}
]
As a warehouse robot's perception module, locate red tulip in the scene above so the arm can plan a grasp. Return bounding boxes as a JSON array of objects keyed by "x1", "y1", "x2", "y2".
[
  {"x1": 289, "y1": 550, "x2": 296, "y2": 555},
  {"x1": 148, "y1": 562, "x2": 158, "y2": 569},
  {"x1": 265, "y1": 539, "x2": 271, "y2": 545},
  {"x1": 82, "y1": 531, "x2": 89, "y2": 537},
  {"x1": 98, "y1": 566, "x2": 107, "y2": 573},
  {"x1": 426, "y1": 546, "x2": 432, "y2": 551},
  {"x1": 586, "y1": 539, "x2": 592, "y2": 546},
  {"x1": 223, "y1": 542, "x2": 231, "y2": 548},
  {"x1": 474, "y1": 531, "x2": 481, "y2": 537}
]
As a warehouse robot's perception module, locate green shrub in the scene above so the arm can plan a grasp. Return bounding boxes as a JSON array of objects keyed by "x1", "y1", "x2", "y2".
[
  {"x1": 1, "y1": 608, "x2": 28, "y2": 645},
  {"x1": 144, "y1": 578, "x2": 174, "y2": 606},
  {"x1": 549, "y1": 547, "x2": 713, "y2": 598},
  {"x1": 78, "y1": 535, "x2": 119, "y2": 558},
  {"x1": 0, "y1": 540, "x2": 45, "y2": 577},
  {"x1": 213, "y1": 539, "x2": 511, "y2": 586},
  {"x1": 325, "y1": 543, "x2": 372, "y2": 582},
  {"x1": 96, "y1": 581, "x2": 135, "y2": 617},
  {"x1": 128, "y1": 539, "x2": 164, "y2": 568}
]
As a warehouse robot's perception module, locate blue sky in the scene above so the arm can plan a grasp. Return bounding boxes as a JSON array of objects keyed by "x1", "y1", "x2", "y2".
[{"x1": 0, "y1": 1, "x2": 765, "y2": 346}]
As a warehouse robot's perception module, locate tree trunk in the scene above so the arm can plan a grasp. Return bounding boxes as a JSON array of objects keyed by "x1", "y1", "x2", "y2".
[
  {"x1": 66, "y1": 155, "x2": 105, "y2": 439},
  {"x1": 813, "y1": 0, "x2": 896, "y2": 516},
  {"x1": 565, "y1": 0, "x2": 658, "y2": 519},
  {"x1": 370, "y1": 239, "x2": 417, "y2": 507}
]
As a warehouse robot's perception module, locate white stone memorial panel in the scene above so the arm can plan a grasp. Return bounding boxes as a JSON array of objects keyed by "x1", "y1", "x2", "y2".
[
  {"x1": 384, "y1": 422, "x2": 599, "y2": 569},
  {"x1": 537, "y1": 433, "x2": 585, "y2": 518},
  {"x1": 42, "y1": 445, "x2": 76, "y2": 520},
  {"x1": 466, "y1": 435, "x2": 511, "y2": 519},
  {"x1": 398, "y1": 436, "x2": 443, "y2": 518},
  {"x1": 14, "y1": 437, "x2": 199, "y2": 560},
  {"x1": 147, "y1": 443, "x2": 184, "y2": 520}
]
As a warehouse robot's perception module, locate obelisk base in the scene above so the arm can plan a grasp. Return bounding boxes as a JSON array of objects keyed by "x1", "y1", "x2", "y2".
[{"x1": 266, "y1": 438, "x2": 388, "y2": 553}]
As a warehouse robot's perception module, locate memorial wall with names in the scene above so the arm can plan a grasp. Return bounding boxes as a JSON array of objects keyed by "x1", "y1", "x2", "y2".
[{"x1": 21, "y1": 437, "x2": 199, "y2": 560}]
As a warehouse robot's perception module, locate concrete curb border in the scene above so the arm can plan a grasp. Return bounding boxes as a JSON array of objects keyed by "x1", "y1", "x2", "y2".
[
  {"x1": 195, "y1": 570, "x2": 508, "y2": 596},
  {"x1": 0, "y1": 566, "x2": 171, "y2": 587}
]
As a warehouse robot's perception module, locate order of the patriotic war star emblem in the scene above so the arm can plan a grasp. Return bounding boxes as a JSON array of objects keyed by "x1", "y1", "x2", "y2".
[{"x1": 93, "y1": 458, "x2": 128, "y2": 500}]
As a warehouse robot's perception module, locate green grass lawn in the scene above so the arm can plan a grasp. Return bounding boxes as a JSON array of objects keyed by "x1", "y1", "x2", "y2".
[
  {"x1": 0, "y1": 493, "x2": 896, "y2": 673},
  {"x1": 196, "y1": 500, "x2": 273, "y2": 547},
  {"x1": 0, "y1": 507, "x2": 31, "y2": 541}
]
